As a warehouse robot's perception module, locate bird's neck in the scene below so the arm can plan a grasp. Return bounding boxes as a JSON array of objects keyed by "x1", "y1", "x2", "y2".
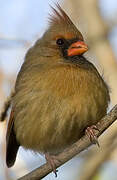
[{"x1": 62, "y1": 55, "x2": 94, "y2": 70}]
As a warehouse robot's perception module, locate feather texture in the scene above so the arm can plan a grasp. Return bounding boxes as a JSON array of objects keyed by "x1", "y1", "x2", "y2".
[
  {"x1": 6, "y1": 4, "x2": 110, "y2": 167},
  {"x1": 49, "y1": 4, "x2": 74, "y2": 26}
]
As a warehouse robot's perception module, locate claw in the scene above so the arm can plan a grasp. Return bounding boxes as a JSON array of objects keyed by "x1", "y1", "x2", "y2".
[
  {"x1": 45, "y1": 153, "x2": 59, "y2": 177},
  {"x1": 91, "y1": 125, "x2": 100, "y2": 132},
  {"x1": 85, "y1": 125, "x2": 100, "y2": 147}
]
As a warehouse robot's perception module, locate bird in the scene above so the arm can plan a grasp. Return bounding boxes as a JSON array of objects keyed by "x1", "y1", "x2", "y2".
[{"x1": 5, "y1": 4, "x2": 110, "y2": 176}]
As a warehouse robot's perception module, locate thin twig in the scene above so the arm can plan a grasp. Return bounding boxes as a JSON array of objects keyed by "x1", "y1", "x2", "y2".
[{"x1": 18, "y1": 105, "x2": 117, "y2": 180}]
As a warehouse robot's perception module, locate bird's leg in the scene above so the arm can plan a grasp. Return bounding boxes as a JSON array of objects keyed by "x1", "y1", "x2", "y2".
[
  {"x1": 45, "y1": 153, "x2": 60, "y2": 177},
  {"x1": 85, "y1": 125, "x2": 100, "y2": 147}
]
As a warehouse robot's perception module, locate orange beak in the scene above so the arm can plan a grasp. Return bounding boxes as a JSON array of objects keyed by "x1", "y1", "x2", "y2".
[{"x1": 67, "y1": 41, "x2": 88, "y2": 56}]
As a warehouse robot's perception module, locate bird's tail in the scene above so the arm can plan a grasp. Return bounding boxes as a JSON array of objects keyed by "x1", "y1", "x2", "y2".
[{"x1": 0, "y1": 90, "x2": 14, "y2": 122}]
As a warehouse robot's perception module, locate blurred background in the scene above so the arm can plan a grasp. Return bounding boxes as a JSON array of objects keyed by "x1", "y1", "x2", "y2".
[{"x1": 0, "y1": 0, "x2": 117, "y2": 179}]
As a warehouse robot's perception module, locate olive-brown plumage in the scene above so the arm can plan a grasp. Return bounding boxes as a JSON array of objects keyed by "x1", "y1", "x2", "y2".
[{"x1": 6, "y1": 4, "x2": 110, "y2": 168}]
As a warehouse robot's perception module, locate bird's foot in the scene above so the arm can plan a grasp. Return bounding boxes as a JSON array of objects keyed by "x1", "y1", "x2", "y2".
[
  {"x1": 45, "y1": 153, "x2": 60, "y2": 177},
  {"x1": 85, "y1": 125, "x2": 100, "y2": 147}
]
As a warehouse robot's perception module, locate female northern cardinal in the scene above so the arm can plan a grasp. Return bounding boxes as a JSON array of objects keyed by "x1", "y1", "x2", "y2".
[{"x1": 5, "y1": 4, "x2": 110, "y2": 175}]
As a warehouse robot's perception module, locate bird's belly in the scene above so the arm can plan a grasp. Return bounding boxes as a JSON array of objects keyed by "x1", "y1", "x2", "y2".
[{"x1": 14, "y1": 88, "x2": 108, "y2": 154}]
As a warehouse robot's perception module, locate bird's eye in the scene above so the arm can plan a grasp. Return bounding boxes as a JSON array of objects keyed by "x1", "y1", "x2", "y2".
[{"x1": 56, "y1": 38, "x2": 64, "y2": 46}]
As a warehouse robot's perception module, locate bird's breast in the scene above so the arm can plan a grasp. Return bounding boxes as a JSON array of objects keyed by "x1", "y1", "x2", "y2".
[{"x1": 14, "y1": 63, "x2": 109, "y2": 154}]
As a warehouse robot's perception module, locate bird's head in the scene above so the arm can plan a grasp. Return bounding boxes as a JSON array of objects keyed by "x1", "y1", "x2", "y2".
[{"x1": 38, "y1": 4, "x2": 88, "y2": 62}]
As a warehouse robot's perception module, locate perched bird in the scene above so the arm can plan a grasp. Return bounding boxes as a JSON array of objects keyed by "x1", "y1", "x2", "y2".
[{"x1": 5, "y1": 4, "x2": 110, "y2": 175}]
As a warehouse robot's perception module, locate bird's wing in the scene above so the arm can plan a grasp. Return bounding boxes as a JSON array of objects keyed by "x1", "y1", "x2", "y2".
[{"x1": 6, "y1": 109, "x2": 19, "y2": 167}]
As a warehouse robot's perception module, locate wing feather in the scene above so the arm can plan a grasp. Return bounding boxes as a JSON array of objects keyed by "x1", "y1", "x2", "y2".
[{"x1": 6, "y1": 110, "x2": 19, "y2": 167}]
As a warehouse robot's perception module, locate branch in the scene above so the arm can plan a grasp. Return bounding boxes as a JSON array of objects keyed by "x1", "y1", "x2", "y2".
[
  {"x1": 79, "y1": 124, "x2": 117, "y2": 180},
  {"x1": 18, "y1": 105, "x2": 117, "y2": 180}
]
